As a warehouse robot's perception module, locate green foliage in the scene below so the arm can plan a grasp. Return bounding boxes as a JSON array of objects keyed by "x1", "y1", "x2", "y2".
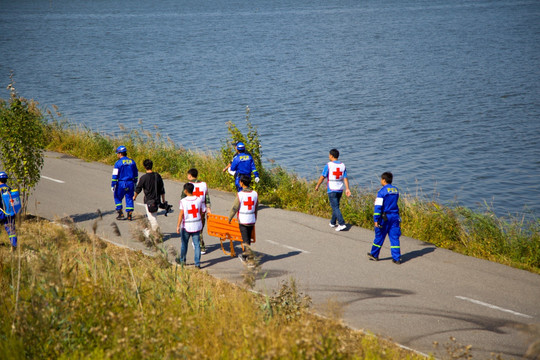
[
  {"x1": 0, "y1": 77, "x2": 46, "y2": 214},
  {"x1": 220, "y1": 106, "x2": 273, "y2": 193}
]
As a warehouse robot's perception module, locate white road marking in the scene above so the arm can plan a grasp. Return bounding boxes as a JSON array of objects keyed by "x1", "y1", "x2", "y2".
[
  {"x1": 136, "y1": 202, "x2": 146, "y2": 207},
  {"x1": 456, "y1": 296, "x2": 533, "y2": 319},
  {"x1": 41, "y1": 175, "x2": 65, "y2": 183},
  {"x1": 265, "y1": 239, "x2": 310, "y2": 254}
]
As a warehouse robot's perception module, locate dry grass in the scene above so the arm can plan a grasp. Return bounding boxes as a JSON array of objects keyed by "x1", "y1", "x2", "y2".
[{"x1": 0, "y1": 219, "x2": 430, "y2": 359}]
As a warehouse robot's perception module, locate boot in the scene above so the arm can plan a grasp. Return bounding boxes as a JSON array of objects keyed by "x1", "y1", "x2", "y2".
[
  {"x1": 116, "y1": 210, "x2": 124, "y2": 220},
  {"x1": 127, "y1": 211, "x2": 133, "y2": 221}
]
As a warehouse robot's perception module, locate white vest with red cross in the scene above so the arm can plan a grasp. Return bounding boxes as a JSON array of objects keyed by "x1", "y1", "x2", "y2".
[
  {"x1": 237, "y1": 190, "x2": 258, "y2": 225},
  {"x1": 327, "y1": 162, "x2": 346, "y2": 191},
  {"x1": 180, "y1": 196, "x2": 205, "y2": 232},
  {"x1": 190, "y1": 181, "x2": 208, "y2": 202}
]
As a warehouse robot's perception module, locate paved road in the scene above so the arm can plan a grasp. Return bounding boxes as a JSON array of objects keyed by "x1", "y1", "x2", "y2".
[{"x1": 29, "y1": 152, "x2": 540, "y2": 359}]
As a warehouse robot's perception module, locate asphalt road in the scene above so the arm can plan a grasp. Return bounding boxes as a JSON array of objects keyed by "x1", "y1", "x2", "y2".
[{"x1": 29, "y1": 152, "x2": 540, "y2": 359}]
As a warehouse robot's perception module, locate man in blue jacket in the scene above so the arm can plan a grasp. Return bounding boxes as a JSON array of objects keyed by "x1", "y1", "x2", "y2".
[
  {"x1": 111, "y1": 146, "x2": 138, "y2": 220},
  {"x1": 225, "y1": 142, "x2": 260, "y2": 192},
  {"x1": 367, "y1": 172, "x2": 402, "y2": 264},
  {"x1": 0, "y1": 172, "x2": 17, "y2": 251}
]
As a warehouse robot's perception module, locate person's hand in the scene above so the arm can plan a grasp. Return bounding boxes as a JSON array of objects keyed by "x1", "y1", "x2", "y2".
[
  {"x1": 176, "y1": 226, "x2": 180, "y2": 234},
  {"x1": 133, "y1": 195, "x2": 137, "y2": 201},
  {"x1": 346, "y1": 189, "x2": 351, "y2": 197},
  {"x1": 255, "y1": 177, "x2": 260, "y2": 183},
  {"x1": 207, "y1": 208, "x2": 212, "y2": 214},
  {"x1": 314, "y1": 185, "x2": 319, "y2": 191},
  {"x1": 111, "y1": 186, "x2": 115, "y2": 193},
  {"x1": 374, "y1": 222, "x2": 380, "y2": 228}
]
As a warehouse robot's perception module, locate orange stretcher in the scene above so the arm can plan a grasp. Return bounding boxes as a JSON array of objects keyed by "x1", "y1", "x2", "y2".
[{"x1": 206, "y1": 214, "x2": 256, "y2": 257}]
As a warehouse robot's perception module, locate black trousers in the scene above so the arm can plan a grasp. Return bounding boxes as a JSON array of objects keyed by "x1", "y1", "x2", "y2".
[{"x1": 238, "y1": 224, "x2": 254, "y2": 256}]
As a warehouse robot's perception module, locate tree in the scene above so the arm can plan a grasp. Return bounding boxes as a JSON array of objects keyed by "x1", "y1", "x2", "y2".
[
  {"x1": 0, "y1": 75, "x2": 46, "y2": 214},
  {"x1": 221, "y1": 106, "x2": 268, "y2": 192}
]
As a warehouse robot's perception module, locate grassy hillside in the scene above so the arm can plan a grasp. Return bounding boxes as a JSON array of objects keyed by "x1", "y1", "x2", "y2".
[{"x1": 0, "y1": 219, "x2": 430, "y2": 359}]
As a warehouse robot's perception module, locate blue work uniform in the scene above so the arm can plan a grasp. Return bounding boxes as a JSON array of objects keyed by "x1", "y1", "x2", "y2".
[
  {"x1": 0, "y1": 184, "x2": 17, "y2": 248},
  {"x1": 111, "y1": 156, "x2": 138, "y2": 212},
  {"x1": 370, "y1": 184, "x2": 401, "y2": 261},
  {"x1": 321, "y1": 161, "x2": 348, "y2": 226},
  {"x1": 230, "y1": 151, "x2": 259, "y2": 192}
]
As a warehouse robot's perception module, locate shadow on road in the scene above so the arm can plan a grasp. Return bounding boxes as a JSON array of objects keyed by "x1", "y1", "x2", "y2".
[
  {"x1": 309, "y1": 285, "x2": 415, "y2": 305},
  {"x1": 401, "y1": 245, "x2": 436, "y2": 263}
]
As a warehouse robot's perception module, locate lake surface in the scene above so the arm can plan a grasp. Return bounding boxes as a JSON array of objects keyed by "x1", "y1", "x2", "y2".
[{"x1": 1, "y1": 0, "x2": 539, "y2": 217}]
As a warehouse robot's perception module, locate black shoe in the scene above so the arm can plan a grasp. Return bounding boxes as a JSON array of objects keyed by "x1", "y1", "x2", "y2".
[
  {"x1": 195, "y1": 265, "x2": 201, "y2": 269},
  {"x1": 392, "y1": 259, "x2": 402, "y2": 265},
  {"x1": 127, "y1": 211, "x2": 133, "y2": 221},
  {"x1": 367, "y1": 252, "x2": 379, "y2": 261},
  {"x1": 116, "y1": 210, "x2": 124, "y2": 220}
]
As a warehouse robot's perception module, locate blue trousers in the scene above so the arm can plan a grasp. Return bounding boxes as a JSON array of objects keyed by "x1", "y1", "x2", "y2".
[
  {"x1": 113, "y1": 181, "x2": 135, "y2": 212},
  {"x1": 370, "y1": 213, "x2": 401, "y2": 261},
  {"x1": 2, "y1": 216, "x2": 17, "y2": 247},
  {"x1": 234, "y1": 174, "x2": 250, "y2": 192},
  {"x1": 328, "y1": 191, "x2": 345, "y2": 226},
  {"x1": 179, "y1": 229, "x2": 201, "y2": 267}
]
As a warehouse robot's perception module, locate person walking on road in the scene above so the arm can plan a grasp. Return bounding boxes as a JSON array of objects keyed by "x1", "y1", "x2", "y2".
[
  {"x1": 315, "y1": 148, "x2": 351, "y2": 231},
  {"x1": 0, "y1": 172, "x2": 18, "y2": 251},
  {"x1": 181, "y1": 168, "x2": 211, "y2": 254},
  {"x1": 222, "y1": 142, "x2": 260, "y2": 192},
  {"x1": 228, "y1": 175, "x2": 258, "y2": 262},
  {"x1": 111, "y1": 145, "x2": 138, "y2": 221},
  {"x1": 367, "y1": 172, "x2": 402, "y2": 264},
  {"x1": 133, "y1": 159, "x2": 166, "y2": 233},
  {"x1": 176, "y1": 183, "x2": 205, "y2": 269}
]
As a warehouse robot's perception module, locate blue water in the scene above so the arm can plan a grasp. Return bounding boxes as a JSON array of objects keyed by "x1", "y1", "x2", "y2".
[{"x1": 1, "y1": 0, "x2": 539, "y2": 217}]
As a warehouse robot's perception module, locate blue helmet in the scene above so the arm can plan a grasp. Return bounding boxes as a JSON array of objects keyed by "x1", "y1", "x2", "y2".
[
  {"x1": 116, "y1": 145, "x2": 127, "y2": 154},
  {"x1": 236, "y1": 142, "x2": 245, "y2": 151},
  {"x1": 0, "y1": 172, "x2": 7, "y2": 180}
]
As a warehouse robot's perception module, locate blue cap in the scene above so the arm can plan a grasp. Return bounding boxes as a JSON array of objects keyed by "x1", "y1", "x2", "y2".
[
  {"x1": 236, "y1": 142, "x2": 245, "y2": 151},
  {"x1": 0, "y1": 172, "x2": 7, "y2": 179},
  {"x1": 116, "y1": 145, "x2": 127, "y2": 153}
]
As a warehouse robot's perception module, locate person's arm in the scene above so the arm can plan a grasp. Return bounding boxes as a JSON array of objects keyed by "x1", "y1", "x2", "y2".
[
  {"x1": 374, "y1": 189, "x2": 384, "y2": 228},
  {"x1": 344, "y1": 177, "x2": 352, "y2": 197},
  {"x1": 111, "y1": 161, "x2": 119, "y2": 192},
  {"x1": 133, "y1": 176, "x2": 144, "y2": 200},
  {"x1": 314, "y1": 175, "x2": 325, "y2": 191},
  {"x1": 314, "y1": 164, "x2": 328, "y2": 191},
  {"x1": 176, "y1": 204, "x2": 184, "y2": 234},
  {"x1": 132, "y1": 161, "x2": 138, "y2": 183},
  {"x1": 251, "y1": 158, "x2": 259, "y2": 181},
  {"x1": 228, "y1": 196, "x2": 240, "y2": 223},
  {"x1": 205, "y1": 190, "x2": 212, "y2": 214}
]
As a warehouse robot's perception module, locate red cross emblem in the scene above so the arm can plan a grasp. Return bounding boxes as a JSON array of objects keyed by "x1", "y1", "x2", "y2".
[
  {"x1": 332, "y1": 167, "x2": 343, "y2": 178},
  {"x1": 187, "y1": 204, "x2": 199, "y2": 218},
  {"x1": 192, "y1": 187, "x2": 204, "y2": 197},
  {"x1": 243, "y1": 197, "x2": 255, "y2": 211}
]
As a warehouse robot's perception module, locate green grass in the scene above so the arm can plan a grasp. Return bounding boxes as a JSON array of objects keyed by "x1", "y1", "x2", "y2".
[
  {"x1": 0, "y1": 219, "x2": 430, "y2": 359},
  {"x1": 42, "y1": 119, "x2": 540, "y2": 274}
]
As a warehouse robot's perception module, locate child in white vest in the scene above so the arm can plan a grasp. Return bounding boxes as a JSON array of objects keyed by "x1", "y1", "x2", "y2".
[
  {"x1": 176, "y1": 182, "x2": 205, "y2": 268},
  {"x1": 228, "y1": 175, "x2": 258, "y2": 262}
]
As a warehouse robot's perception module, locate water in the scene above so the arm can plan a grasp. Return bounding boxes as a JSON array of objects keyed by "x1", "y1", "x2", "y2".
[{"x1": 1, "y1": 0, "x2": 539, "y2": 217}]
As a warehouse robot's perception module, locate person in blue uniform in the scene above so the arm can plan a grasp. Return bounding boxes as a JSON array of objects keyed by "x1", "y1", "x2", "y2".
[
  {"x1": 223, "y1": 142, "x2": 259, "y2": 192},
  {"x1": 0, "y1": 172, "x2": 17, "y2": 251},
  {"x1": 367, "y1": 172, "x2": 402, "y2": 264},
  {"x1": 111, "y1": 145, "x2": 138, "y2": 220}
]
